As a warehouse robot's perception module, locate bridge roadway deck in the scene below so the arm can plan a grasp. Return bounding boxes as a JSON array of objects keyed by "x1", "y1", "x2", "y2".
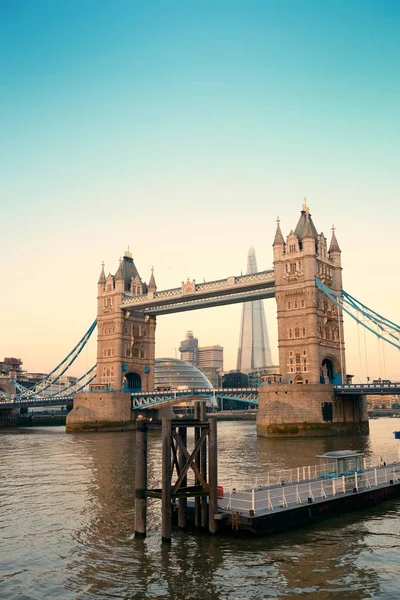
[{"x1": 1, "y1": 383, "x2": 399, "y2": 410}]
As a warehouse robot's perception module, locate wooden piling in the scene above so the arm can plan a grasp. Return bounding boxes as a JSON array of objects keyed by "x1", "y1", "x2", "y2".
[
  {"x1": 178, "y1": 426, "x2": 187, "y2": 529},
  {"x1": 134, "y1": 406, "x2": 219, "y2": 541},
  {"x1": 194, "y1": 402, "x2": 201, "y2": 527},
  {"x1": 200, "y1": 401, "x2": 208, "y2": 528},
  {"x1": 161, "y1": 417, "x2": 172, "y2": 543},
  {"x1": 208, "y1": 417, "x2": 218, "y2": 533},
  {"x1": 134, "y1": 420, "x2": 148, "y2": 538}
]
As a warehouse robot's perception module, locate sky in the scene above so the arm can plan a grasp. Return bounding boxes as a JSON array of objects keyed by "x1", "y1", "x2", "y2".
[{"x1": 1, "y1": 0, "x2": 399, "y2": 382}]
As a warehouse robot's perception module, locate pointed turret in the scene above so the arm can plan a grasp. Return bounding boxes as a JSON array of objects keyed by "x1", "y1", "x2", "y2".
[
  {"x1": 273, "y1": 218, "x2": 285, "y2": 246},
  {"x1": 98, "y1": 262, "x2": 106, "y2": 284},
  {"x1": 294, "y1": 199, "x2": 318, "y2": 242},
  {"x1": 148, "y1": 267, "x2": 157, "y2": 292},
  {"x1": 115, "y1": 258, "x2": 123, "y2": 280},
  {"x1": 329, "y1": 226, "x2": 341, "y2": 253}
]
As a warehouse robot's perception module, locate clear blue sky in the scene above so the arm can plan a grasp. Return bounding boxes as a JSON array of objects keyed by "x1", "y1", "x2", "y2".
[{"x1": 1, "y1": 1, "x2": 399, "y2": 379}]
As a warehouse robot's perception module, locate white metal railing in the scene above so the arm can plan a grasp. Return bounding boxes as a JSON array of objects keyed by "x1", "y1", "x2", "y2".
[
  {"x1": 247, "y1": 454, "x2": 399, "y2": 490},
  {"x1": 218, "y1": 462, "x2": 400, "y2": 516}
]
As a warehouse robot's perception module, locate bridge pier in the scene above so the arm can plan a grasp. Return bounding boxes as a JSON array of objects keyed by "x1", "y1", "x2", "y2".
[
  {"x1": 257, "y1": 384, "x2": 369, "y2": 437},
  {"x1": 66, "y1": 391, "x2": 134, "y2": 432}
]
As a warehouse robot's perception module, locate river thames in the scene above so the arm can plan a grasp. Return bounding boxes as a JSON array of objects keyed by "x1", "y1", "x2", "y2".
[{"x1": 1, "y1": 418, "x2": 400, "y2": 599}]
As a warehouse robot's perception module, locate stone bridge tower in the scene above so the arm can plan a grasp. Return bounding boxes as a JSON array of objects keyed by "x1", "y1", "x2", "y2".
[
  {"x1": 95, "y1": 249, "x2": 156, "y2": 393},
  {"x1": 67, "y1": 249, "x2": 156, "y2": 432},
  {"x1": 273, "y1": 202, "x2": 345, "y2": 385},
  {"x1": 257, "y1": 202, "x2": 369, "y2": 438}
]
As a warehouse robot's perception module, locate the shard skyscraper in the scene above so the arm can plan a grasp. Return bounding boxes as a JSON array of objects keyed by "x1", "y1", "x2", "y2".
[{"x1": 237, "y1": 247, "x2": 272, "y2": 372}]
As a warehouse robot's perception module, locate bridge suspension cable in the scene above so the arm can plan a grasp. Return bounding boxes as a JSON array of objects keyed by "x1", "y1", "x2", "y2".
[
  {"x1": 17, "y1": 320, "x2": 97, "y2": 399},
  {"x1": 315, "y1": 279, "x2": 400, "y2": 351}
]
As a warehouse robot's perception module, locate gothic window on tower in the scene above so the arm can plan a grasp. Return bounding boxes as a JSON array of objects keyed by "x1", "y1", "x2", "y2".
[
  {"x1": 294, "y1": 300, "x2": 298, "y2": 309},
  {"x1": 289, "y1": 243, "x2": 296, "y2": 253},
  {"x1": 294, "y1": 327, "x2": 300, "y2": 338},
  {"x1": 290, "y1": 263, "x2": 296, "y2": 274},
  {"x1": 302, "y1": 327, "x2": 306, "y2": 337},
  {"x1": 301, "y1": 299, "x2": 305, "y2": 308},
  {"x1": 287, "y1": 301, "x2": 291, "y2": 309}
]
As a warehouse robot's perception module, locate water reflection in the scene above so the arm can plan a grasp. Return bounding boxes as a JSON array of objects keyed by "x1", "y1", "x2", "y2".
[{"x1": 0, "y1": 421, "x2": 399, "y2": 599}]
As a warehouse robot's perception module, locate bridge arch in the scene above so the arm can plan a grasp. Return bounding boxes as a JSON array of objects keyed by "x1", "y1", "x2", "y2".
[
  {"x1": 124, "y1": 372, "x2": 142, "y2": 392},
  {"x1": 321, "y1": 356, "x2": 342, "y2": 385}
]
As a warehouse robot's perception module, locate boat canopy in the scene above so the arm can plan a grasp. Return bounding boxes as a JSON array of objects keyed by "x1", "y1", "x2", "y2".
[
  {"x1": 317, "y1": 450, "x2": 364, "y2": 477},
  {"x1": 316, "y1": 450, "x2": 363, "y2": 459}
]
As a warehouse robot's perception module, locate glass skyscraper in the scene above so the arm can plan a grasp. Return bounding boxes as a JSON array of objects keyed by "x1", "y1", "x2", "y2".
[{"x1": 236, "y1": 247, "x2": 272, "y2": 372}]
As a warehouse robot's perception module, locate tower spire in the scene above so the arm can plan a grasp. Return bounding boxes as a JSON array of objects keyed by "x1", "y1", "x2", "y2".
[
  {"x1": 329, "y1": 225, "x2": 341, "y2": 253},
  {"x1": 98, "y1": 261, "x2": 106, "y2": 284},
  {"x1": 273, "y1": 217, "x2": 285, "y2": 246},
  {"x1": 148, "y1": 267, "x2": 157, "y2": 292},
  {"x1": 115, "y1": 257, "x2": 123, "y2": 280}
]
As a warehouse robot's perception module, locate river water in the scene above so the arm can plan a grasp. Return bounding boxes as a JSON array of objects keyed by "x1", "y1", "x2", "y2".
[{"x1": 1, "y1": 419, "x2": 400, "y2": 599}]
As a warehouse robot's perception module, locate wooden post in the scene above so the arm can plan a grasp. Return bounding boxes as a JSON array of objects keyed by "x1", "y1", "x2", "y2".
[
  {"x1": 161, "y1": 417, "x2": 172, "y2": 543},
  {"x1": 178, "y1": 426, "x2": 187, "y2": 529},
  {"x1": 208, "y1": 417, "x2": 218, "y2": 533},
  {"x1": 194, "y1": 402, "x2": 201, "y2": 527},
  {"x1": 135, "y1": 420, "x2": 147, "y2": 538},
  {"x1": 200, "y1": 401, "x2": 208, "y2": 528}
]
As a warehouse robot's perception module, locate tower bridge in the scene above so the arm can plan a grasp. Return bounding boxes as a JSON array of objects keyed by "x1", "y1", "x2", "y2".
[{"x1": 2, "y1": 203, "x2": 398, "y2": 436}]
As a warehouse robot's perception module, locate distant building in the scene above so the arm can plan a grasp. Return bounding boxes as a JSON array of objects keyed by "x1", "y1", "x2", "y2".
[
  {"x1": 237, "y1": 247, "x2": 273, "y2": 373},
  {"x1": 248, "y1": 365, "x2": 281, "y2": 387},
  {"x1": 154, "y1": 357, "x2": 212, "y2": 390},
  {"x1": 198, "y1": 345, "x2": 223, "y2": 370},
  {"x1": 179, "y1": 332, "x2": 224, "y2": 387},
  {"x1": 179, "y1": 331, "x2": 199, "y2": 367},
  {"x1": 154, "y1": 357, "x2": 213, "y2": 410},
  {"x1": 0, "y1": 357, "x2": 47, "y2": 390},
  {"x1": 3, "y1": 357, "x2": 22, "y2": 373},
  {"x1": 222, "y1": 370, "x2": 249, "y2": 388},
  {"x1": 198, "y1": 345, "x2": 223, "y2": 387}
]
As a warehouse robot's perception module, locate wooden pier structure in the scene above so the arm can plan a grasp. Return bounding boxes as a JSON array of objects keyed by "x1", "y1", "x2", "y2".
[{"x1": 134, "y1": 401, "x2": 218, "y2": 542}]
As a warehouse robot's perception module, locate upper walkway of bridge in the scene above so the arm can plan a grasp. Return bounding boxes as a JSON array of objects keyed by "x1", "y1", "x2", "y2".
[{"x1": 120, "y1": 269, "x2": 275, "y2": 314}]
